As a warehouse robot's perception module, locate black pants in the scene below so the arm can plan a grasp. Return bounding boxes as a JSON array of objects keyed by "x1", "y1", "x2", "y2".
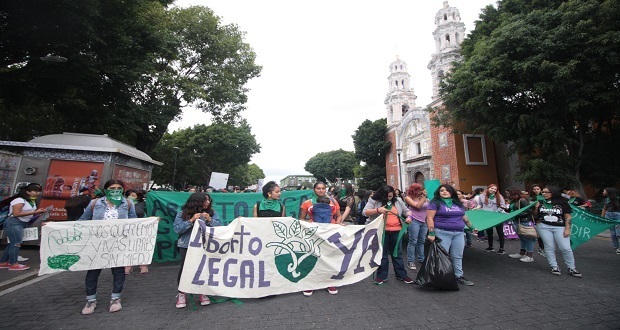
[
  {"x1": 486, "y1": 225, "x2": 505, "y2": 249},
  {"x1": 177, "y1": 247, "x2": 188, "y2": 286}
]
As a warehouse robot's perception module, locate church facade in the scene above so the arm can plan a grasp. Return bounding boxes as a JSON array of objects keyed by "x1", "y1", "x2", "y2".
[{"x1": 386, "y1": 1, "x2": 519, "y2": 194}]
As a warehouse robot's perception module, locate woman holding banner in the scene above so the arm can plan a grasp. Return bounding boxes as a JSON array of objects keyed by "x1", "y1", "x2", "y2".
[
  {"x1": 475, "y1": 184, "x2": 508, "y2": 255},
  {"x1": 426, "y1": 184, "x2": 478, "y2": 286},
  {"x1": 601, "y1": 188, "x2": 620, "y2": 254},
  {"x1": 0, "y1": 183, "x2": 47, "y2": 271},
  {"x1": 79, "y1": 179, "x2": 137, "y2": 315},
  {"x1": 299, "y1": 181, "x2": 341, "y2": 296},
  {"x1": 174, "y1": 192, "x2": 222, "y2": 309},
  {"x1": 529, "y1": 184, "x2": 546, "y2": 257},
  {"x1": 533, "y1": 186, "x2": 582, "y2": 277},
  {"x1": 363, "y1": 185, "x2": 413, "y2": 285}
]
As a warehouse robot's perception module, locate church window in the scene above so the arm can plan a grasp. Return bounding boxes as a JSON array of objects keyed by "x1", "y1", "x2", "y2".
[
  {"x1": 395, "y1": 65, "x2": 397, "y2": 70},
  {"x1": 445, "y1": 34, "x2": 450, "y2": 43},
  {"x1": 395, "y1": 80, "x2": 398, "y2": 86},
  {"x1": 444, "y1": 14, "x2": 447, "y2": 21},
  {"x1": 452, "y1": 13, "x2": 455, "y2": 20},
  {"x1": 400, "y1": 65, "x2": 403, "y2": 70},
  {"x1": 463, "y1": 134, "x2": 488, "y2": 165},
  {"x1": 401, "y1": 80, "x2": 405, "y2": 87}
]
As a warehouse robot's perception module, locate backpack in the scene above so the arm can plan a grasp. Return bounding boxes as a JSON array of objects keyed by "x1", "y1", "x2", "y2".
[{"x1": 312, "y1": 203, "x2": 333, "y2": 224}]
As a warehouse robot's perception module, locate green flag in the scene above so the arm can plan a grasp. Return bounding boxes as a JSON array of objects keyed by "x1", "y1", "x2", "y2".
[
  {"x1": 424, "y1": 180, "x2": 440, "y2": 197},
  {"x1": 466, "y1": 203, "x2": 536, "y2": 231},
  {"x1": 569, "y1": 205, "x2": 619, "y2": 250}
]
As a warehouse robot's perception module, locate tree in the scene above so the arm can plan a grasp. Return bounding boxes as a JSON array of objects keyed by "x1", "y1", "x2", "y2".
[
  {"x1": 352, "y1": 119, "x2": 391, "y2": 190},
  {"x1": 433, "y1": 0, "x2": 620, "y2": 189},
  {"x1": 304, "y1": 149, "x2": 357, "y2": 184},
  {"x1": 150, "y1": 121, "x2": 261, "y2": 189},
  {"x1": 0, "y1": 2, "x2": 261, "y2": 153},
  {"x1": 228, "y1": 163, "x2": 265, "y2": 188}
]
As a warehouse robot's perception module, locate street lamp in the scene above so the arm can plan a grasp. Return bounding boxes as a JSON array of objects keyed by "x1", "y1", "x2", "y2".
[
  {"x1": 396, "y1": 148, "x2": 403, "y2": 192},
  {"x1": 172, "y1": 147, "x2": 180, "y2": 191}
]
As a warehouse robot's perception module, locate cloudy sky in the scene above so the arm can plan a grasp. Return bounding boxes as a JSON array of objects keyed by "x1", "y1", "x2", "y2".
[{"x1": 170, "y1": 0, "x2": 496, "y2": 184}]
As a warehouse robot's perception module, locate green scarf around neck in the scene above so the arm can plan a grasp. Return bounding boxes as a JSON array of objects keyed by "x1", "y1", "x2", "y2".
[
  {"x1": 441, "y1": 198, "x2": 453, "y2": 208},
  {"x1": 259, "y1": 199, "x2": 281, "y2": 212}
]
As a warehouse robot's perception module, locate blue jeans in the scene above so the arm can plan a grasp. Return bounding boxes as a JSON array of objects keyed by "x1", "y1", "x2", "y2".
[
  {"x1": 435, "y1": 228, "x2": 465, "y2": 278},
  {"x1": 85, "y1": 267, "x2": 126, "y2": 301},
  {"x1": 407, "y1": 220, "x2": 427, "y2": 263},
  {"x1": 536, "y1": 223, "x2": 576, "y2": 269},
  {"x1": 0, "y1": 217, "x2": 26, "y2": 265},
  {"x1": 605, "y1": 212, "x2": 620, "y2": 248},
  {"x1": 518, "y1": 222, "x2": 536, "y2": 253},
  {"x1": 376, "y1": 231, "x2": 408, "y2": 280}
]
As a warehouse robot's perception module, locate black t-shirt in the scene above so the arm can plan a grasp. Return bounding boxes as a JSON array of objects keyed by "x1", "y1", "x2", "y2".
[
  {"x1": 537, "y1": 201, "x2": 572, "y2": 227},
  {"x1": 569, "y1": 196, "x2": 588, "y2": 207}
]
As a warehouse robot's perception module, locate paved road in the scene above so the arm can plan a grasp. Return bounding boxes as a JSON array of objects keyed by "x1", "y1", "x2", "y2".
[{"x1": 0, "y1": 236, "x2": 618, "y2": 329}]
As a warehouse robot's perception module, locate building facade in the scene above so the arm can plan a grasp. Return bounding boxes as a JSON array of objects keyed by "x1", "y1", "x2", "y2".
[{"x1": 279, "y1": 175, "x2": 317, "y2": 190}]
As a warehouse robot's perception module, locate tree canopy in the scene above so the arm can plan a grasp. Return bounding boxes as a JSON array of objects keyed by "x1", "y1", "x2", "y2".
[
  {"x1": 352, "y1": 119, "x2": 390, "y2": 190},
  {"x1": 434, "y1": 0, "x2": 620, "y2": 189},
  {"x1": 304, "y1": 149, "x2": 357, "y2": 184},
  {"x1": 0, "y1": 1, "x2": 261, "y2": 153},
  {"x1": 150, "y1": 121, "x2": 261, "y2": 190}
]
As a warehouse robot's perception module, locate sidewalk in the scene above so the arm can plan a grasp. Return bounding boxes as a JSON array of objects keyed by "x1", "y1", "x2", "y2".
[{"x1": 0, "y1": 236, "x2": 619, "y2": 329}]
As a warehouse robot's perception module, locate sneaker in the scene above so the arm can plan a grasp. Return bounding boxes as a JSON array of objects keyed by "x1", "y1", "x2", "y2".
[
  {"x1": 327, "y1": 287, "x2": 338, "y2": 295},
  {"x1": 0, "y1": 262, "x2": 10, "y2": 269},
  {"x1": 109, "y1": 298, "x2": 122, "y2": 313},
  {"x1": 465, "y1": 244, "x2": 472, "y2": 248},
  {"x1": 373, "y1": 278, "x2": 386, "y2": 285},
  {"x1": 199, "y1": 294, "x2": 211, "y2": 305},
  {"x1": 496, "y1": 249, "x2": 506, "y2": 255},
  {"x1": 483, "y1": 247, "x2": 495, "y2": 252},
  {"x1": 407, "y1": 262, "x2": 416, "y2": 270},
  {"x1": 17, "y1": 256, "x2": 29, "y2": 262},
  {"x1": 302, "y1": 290, "x2": 313, "y2": 296},
  {"x1": 538, "y1": 249, "x2": 546, "y2": 258},
  {"x1": 509, "y1": 253, "x2": 524, "y2": 259},
  {"x1": 615, "y1": 248, "x2": 620, "y2": 255},
  {"x1": 551, "y1": 267, "x2": 561, "y2": 276},
  {"x1": 519, "y1": 256, "x2": 534, "y2": 263},
  {"x1": 81, "y1": 300, "x2": 97, "y2": 315},
  {"x1": 456, "y1": 277, "x2": 474, "y2": 286},
  {"x1": 397, "y1": 277, "x2": 414, "y2": 284},
  {"x1": 568, "y1": 268, "x2": 582, "y2": 278},
  {"x1": 175, "y1": 293, "x2": 187, "y2": 308},
  {"x1": 8, "y1": 263, "x2": 29, "y2": 271}
]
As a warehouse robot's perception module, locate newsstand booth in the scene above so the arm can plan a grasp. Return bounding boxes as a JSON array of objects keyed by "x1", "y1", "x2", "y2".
[{"x1": 0, "y1": 132, "x2": 162, "y2": 244}]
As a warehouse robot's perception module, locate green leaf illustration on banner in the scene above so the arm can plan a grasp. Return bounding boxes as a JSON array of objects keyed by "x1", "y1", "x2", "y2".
[
  {"x1": 46, "y1": 223, "x2": 91, "y2": 270},
  {"x1": 266, "y1": 219, "x2": 323, "y2": 283}
]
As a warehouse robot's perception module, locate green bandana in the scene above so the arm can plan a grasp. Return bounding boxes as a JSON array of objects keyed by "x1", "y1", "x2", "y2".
[
  {"x1": 385, "y1": 201, "x2": 392, "y2": 210},
  {"x1": 489, "y1": 194, "x2": 495, "y2": 199},
  {"x1": 340, "y1": 188, "x2": 346, "y2": 199},
  {"x1": 27, "y1": 196, "x2": 36, "y2": 207},
  {"x1": 259, "y1": 199, "x2": 281, "y2": 212},
  {"x1": 441, "y1": 198, "x2": 453, "y2": 208},
  {"x1": 106, "y1": 189, "x2": 124, "y2": 206}
]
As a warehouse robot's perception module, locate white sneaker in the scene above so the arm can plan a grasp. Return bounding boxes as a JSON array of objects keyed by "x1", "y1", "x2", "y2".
[
  {"x1": 175, "y1": 293, "x2": 186, "y2": 308},
  {"x1": 519, "y1": 256, "x2": 534, "y2": 263},
  {"x1": 509, "y1": 253, "x2": 524, "y2": 259},
  {"x1": 17, "y1": 256, "x2": 29, "y2": 262},
  {"x1": 199, "y1": 294, "x2": 211, "y2": 306}
]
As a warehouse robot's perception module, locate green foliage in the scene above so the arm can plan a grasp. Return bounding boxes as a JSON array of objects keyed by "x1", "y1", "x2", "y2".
[
  {"x1": 352, "y1": 119, "x2": 390, "y2": 189},
  {"x1": 150, "y1": 121, "x2": 260, "y2": 190},
  {"x1": 304, "y1": 149, "x2": 357, "y2": 184},
  {"x1": 435, "y1": 0, "x2": 620, "y2": 189},
  {"x1": 0, "y1": 1, "x2": 261, "y2": 153}
]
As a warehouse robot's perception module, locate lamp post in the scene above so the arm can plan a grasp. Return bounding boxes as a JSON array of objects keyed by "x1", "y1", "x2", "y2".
[
  {"x1": 396, "y1": 148, "x2": 403, "y2": 192},
  {"x1": 172, "y1": 147, "x2": 180, "y2": 191}
]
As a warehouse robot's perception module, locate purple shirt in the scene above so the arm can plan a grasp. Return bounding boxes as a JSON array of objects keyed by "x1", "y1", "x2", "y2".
[
  {"x1": 409, "y1": 201, "x2": 428, "y2": 222},
  {"x1": 427, "y1": 201, "x2": 466, "y2": 232}
]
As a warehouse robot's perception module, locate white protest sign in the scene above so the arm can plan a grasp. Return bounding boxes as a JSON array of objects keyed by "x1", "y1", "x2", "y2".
[
  {"x1": 39, "y1": 217, "x2": 158, "y2": 275},
  {"x1": 7, "y1": 227, "x2": 38, "y2": 242},
  {"x1": 178, "y1": 216, "x2": 385, "y2": 298},
  {"x1": 209, "y1": 172, "x2": 229, "y2": 190}
]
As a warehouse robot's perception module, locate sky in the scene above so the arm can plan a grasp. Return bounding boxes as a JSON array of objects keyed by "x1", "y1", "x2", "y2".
[{"x1": 170, "y1": 0, "x2": 496, "y2": 184}]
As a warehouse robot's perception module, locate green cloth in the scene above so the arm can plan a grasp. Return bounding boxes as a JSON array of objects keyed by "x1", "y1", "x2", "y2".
[
  {"x1": 466, "y1": 203, "x2": 536, "y2": 231},
  {"x1": 339, "y1": 188, "x2": 346, "y2": 199},
  {"x1": 259, "y1": 199, "x2": 281, "y2": 212},
  {"x1": 441, "y1": 198, "x2": 453, "y2": 208},
  {"x1": 424, "y1": 180, "x2": 440, "y2": 197},
  {"x1": 105, "y1": 189, "x2": 123, "y2": 206}
]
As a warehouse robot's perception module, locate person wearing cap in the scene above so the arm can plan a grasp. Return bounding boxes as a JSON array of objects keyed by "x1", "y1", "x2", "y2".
[{"x1": 64, "y1": 187, "x2": 92, "y2": 220}]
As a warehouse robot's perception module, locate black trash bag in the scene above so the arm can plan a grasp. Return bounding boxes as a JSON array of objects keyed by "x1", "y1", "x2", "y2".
[{"x1": 414, "y1": 238, "x2": 459, "y2": 291}]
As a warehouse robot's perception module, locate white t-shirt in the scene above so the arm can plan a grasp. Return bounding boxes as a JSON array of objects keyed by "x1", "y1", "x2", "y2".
[{"x1": 10, "y1": 197, "x2": 36, "y2": 222}]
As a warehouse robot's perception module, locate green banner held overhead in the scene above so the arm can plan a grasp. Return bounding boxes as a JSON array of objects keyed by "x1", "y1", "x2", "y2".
[
  {"x1": 424, "y1": 180, "x2": 440, "y2": 197},
  {"x1": 145, "y1": 190, "x2": 313, "y2": 262},
  {"x1": 465, "y1": 203, "x2": 536, "y2": 231},
  {"x1": 568, "y1": 205, "x2": 618, "y2": 250}
]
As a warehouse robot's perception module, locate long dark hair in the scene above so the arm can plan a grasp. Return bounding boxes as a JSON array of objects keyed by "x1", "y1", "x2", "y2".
[
  {"x1": 605, "y1": 187, "x2": 619, "y2": 209},
  {"x1": 181, "y1": 192, "x2": 214, "y2": 220},
  {"x1": 544, "y1": 186, "x2": 568, "y2": 207},
  {"x1": 103, "y1": 179, "x2": 125, "y2": 190},
  {"x1": 0, "y1": 183, "x2": 42, "y2": 209},
  {"x1": 430, "y1": 184, "x2": 464, "y2": 208},
  {"x1": 342, "y1": 183, "x2": 354, "y2": 198},
  {"x1": 371, "y1": 185, "x2": 396, "y2": 206}
]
